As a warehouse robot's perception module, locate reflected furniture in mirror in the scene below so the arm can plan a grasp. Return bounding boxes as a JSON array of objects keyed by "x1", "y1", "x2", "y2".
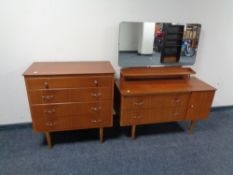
[
  {"x1": 119, "y1": 22, "x2": 201, "y2": 67},
  {"x1": 160, "y1": 24, "x2": 184, "y2": 63},
  {"x1": 117, "y1": 22, "x2": 216, "y2": 139},
  {"x1": 23, "y1": 61, "x2": 114, "y2": 148}
]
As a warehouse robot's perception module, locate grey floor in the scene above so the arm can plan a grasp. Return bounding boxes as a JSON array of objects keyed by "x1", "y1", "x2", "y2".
[{"x1": 0, "y1": 108, "x2": 233, "y2": 175}]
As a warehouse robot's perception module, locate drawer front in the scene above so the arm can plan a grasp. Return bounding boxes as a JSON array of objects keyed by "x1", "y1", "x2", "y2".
[
  {"x1": 29, "y1": 87, "x2": 112, "y2": 104},
  {"x1": 121, "y1": 96, "x2": 150, "y2": 110},
  {"x1": 33, "y1": 112, "x2": 112, "y2": 132},
  {"x1": 149, "y1": 106, "x2": 187, "y2": 123},
  {"x1": 151, "y1": 93, "x2": 190, "y2": 108},
  {"x1": 120, "y1": 109, "x2": 150, "y2": 126},
  {"x1": 26, "y1": 76, "x2": 113, "y2": 90},
  {"x1": 120, "y1": 106, "x2": 187, "y2": 126},
  {"x1": 31, "y1": 101, "x2": 112, "y2": 118}
]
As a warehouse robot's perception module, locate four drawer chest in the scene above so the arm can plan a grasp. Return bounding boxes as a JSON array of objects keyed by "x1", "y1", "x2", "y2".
[{"x1": 23, "y1": 61, "x2": 115, "y2": 148}]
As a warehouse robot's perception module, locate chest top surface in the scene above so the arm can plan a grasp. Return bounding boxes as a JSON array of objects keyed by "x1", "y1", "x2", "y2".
[
  {"x1": 23, "y1": 61, "x2": 115, "y2": 76},
  {"x1": 118, "y1": 77, "x2": 216, "y2": 95}
]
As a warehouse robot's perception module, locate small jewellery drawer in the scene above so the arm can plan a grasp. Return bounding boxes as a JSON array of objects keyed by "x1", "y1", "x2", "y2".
[
  {"x1": 151, "y1": 93, "x2": 190, "y2": 107},
  {"x1": 33, "y1": 113, "x2": 112, "y2": 132},
  {"x1": 122, "y1": 96, "x2": 150, "y2": 110},
  {"x1": 31, "y1": 101, "x2": 112, "y2": 118},
  {"x1": 120, "y1": 109, "x2": 150, "y2": 126},
  {"x1": 29, "y1": 87, "x2": 112, "y2": 104},
  {"x1": 25, "y1": 76, "x2": 113, "y2": 90}
]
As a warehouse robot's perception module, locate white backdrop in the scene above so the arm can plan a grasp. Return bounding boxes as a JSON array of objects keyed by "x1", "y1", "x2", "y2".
[{"x1": 0, "y1": 0, "x2": 232, "y2": 124}]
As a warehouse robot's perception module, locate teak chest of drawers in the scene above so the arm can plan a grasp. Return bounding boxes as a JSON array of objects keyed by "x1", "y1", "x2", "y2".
[
  {"x1": 117, "y1": 67, "x2": 216, "y2": 139},
  {"x1": 23, "y1": 61, "x2": 114, "y2": 148}
]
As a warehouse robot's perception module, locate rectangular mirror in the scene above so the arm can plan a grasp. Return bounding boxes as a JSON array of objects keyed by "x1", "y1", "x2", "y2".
[{"x1": 118, "y1": 22, "x2": 201, "y2": 67}]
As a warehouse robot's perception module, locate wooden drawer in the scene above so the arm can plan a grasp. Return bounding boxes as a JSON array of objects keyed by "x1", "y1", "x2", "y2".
[
  {"x1": 25, "y1": 76, "x2": 113, "y2": 90},
  {"x1": 120, "y1": 109, "x2": 150, "y2": 126},
  {"x1": 120, "y1": 105, "x2": 187, "y2": 126},
  {"x1": 122, "y1": 93, "x2": 189, "y2": 110},
  {"x1": 29, "y1": 87, "x2": 112, "y2": 104},
  {"x1": 33, "y1": 113, "x2": 112, "y2": 132},
  {"x1": 149, "y1": 106, "x2": 187, "y2": 123},
  {"x1": 151, "y1": 93, "x2": 190, "y2": 108},
  {"x1": 31, "y1": 101, "x2": 112, "y2": 118},
  {"x1": 121, "y1": 96, "x2": 150, "y2": 110}
]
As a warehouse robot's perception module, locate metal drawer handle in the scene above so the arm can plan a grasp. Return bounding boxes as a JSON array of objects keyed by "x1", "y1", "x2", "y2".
[
  {"x1": 132, "y1": 115, "x2": 141, "y2": 119},
  {"x1": 91, "y1": 92, "x2": 102, "y2": 97},
  {"x1": 44, "y1": 81, "x2": 49, "y2": 88},
  {"x1": 134, "y1": 102, "x2": 143, "y2": 106},
  {"x1": 91, "y1": 119, "x2": 102, "y2": 123},
  {"x1": 91, "y1": 106, "x2": 102, "y2": 111},
  {"x1": 44, "y1": 109, "x2": 56, "y2": 114},
  {"x1": 46, "y1": 121, "x2": 56, "y2": 127},
  {"x1": 42, "y1": 95, "x2": 54, "y2": 101}
]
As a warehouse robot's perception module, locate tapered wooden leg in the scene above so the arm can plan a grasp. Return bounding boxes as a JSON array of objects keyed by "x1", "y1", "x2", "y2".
[
  {"x1": 45, "y1": 132, "x2": 52, "y2": 148},
  {"x1": 189, "y1": 120, "x2": 196, "y2": 134},
  {"x1": 131, "y1": 125, "x2": 136, "y2": 139},
  {"x1": 99, "y1": 128, "x2": 104, "y2": 143}
]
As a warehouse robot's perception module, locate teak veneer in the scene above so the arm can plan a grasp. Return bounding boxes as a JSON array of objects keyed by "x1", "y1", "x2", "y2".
[
  {"x1": 23, "y1": 61, "x2": 115, "y2": 148},
  {"x1": 117, "y1": 66, "x2": 216, "y2": 139}
]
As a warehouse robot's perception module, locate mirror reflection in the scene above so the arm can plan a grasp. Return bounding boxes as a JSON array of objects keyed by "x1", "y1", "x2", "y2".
[{"x1": 118, "y1": 22, "x2": 201, "y2": 67}]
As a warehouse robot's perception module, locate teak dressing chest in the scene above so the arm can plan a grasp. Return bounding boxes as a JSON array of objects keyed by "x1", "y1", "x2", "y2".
[
  {"x1": 116, "y1": 66, "x2": 216, "y2": 139},
  {"x1": 23, "y1": 61, "x2": 115, "y2": 148}
]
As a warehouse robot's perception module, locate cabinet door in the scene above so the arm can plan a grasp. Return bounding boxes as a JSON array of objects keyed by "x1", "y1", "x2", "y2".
[{"x1": 186, "y1": 91, "x2": 215, "y2": 120}]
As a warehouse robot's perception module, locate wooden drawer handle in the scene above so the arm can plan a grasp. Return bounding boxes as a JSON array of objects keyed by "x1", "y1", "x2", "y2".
[
  {"x1": 44, "y1": 109, "x2": 56, "y2": 114},
  {"x1": 134, "y1": 102, "x2": 143, "y2": 106},
  {"x1": 44, "y1": 81, "x2": 49, "y2": 88},
  {"x1": 174, "y1": 98, "x2": 181, "y2": 103},
  {"x1": 91, "y1": 107, "x2": 102, "y2": 111},
  {"x1": 93, "y1": 80, "x2": 99, "y2": 86},
  {"x1": 42, "y1": 95, "x2": 54, "y2": 101},
  {"x1": 91, "y1": 119, "x2": 102, "y2": 123},
  {"x1": 46, "y1": 121, "x2": 56, "y2": 127},
  {"x1": 173, "y1": 112, "x2": 180, "y2": 117},
  {"x1": 191, "y1": 105, "x2": 195, "y2": 109},
  {"x1": 91, "y1": 92, "x2": 102, "y2": 97},
  {"x1": 132, "y1": 115, "x2": 141, "y2": 119}
]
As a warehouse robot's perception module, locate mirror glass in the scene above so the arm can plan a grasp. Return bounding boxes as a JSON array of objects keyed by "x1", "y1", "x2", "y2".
[{"x1": 118, "y1": 22, "x2": 201, "y2": 67}]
